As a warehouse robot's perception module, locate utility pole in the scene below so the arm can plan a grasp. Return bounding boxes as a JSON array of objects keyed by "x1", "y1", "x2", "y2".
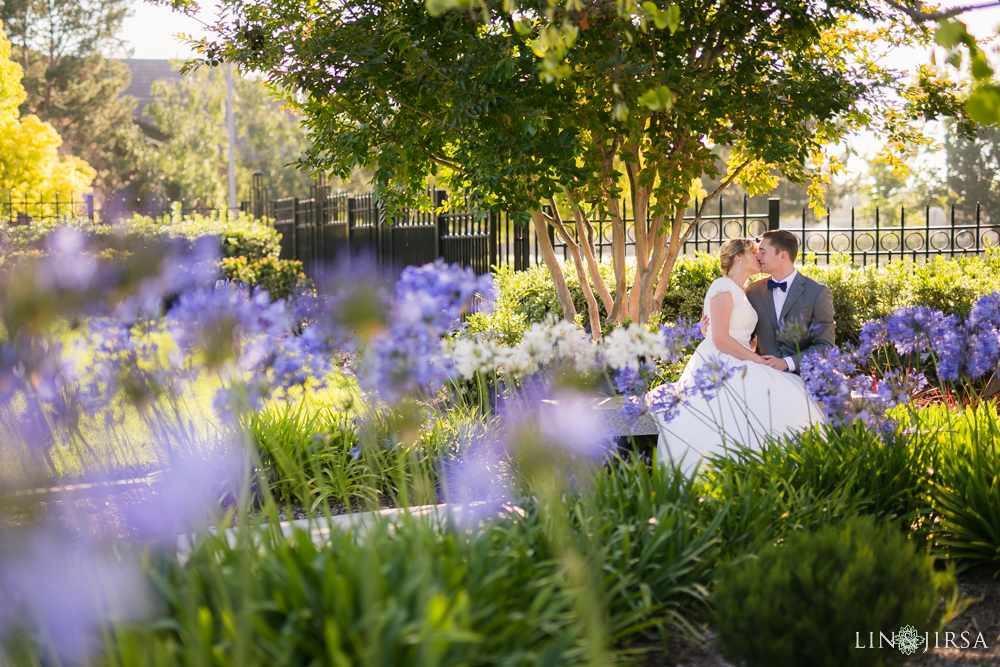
[{"x1": 225, "y1": 62, "x2": 238, "y2": 218}]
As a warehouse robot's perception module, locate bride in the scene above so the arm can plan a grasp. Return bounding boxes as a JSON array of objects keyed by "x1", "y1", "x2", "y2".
[{"x1": 645, "y1": 238, "x2": 823, "y2": 472}]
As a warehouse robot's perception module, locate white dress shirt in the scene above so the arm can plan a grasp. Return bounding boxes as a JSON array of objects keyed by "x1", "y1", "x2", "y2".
[{"x1": 771, "y1": 269, "x2": 798, "y2": 372}]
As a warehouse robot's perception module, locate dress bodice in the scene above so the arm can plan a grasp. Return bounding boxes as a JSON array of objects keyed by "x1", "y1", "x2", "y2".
[{"x1": 703, "y1": 276, "x2": 757, "y2": 350}]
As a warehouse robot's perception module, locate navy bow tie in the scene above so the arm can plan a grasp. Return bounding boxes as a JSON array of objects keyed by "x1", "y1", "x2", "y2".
[{"x1": 767, "y1": 279, "x2": 787, "y2": 292}]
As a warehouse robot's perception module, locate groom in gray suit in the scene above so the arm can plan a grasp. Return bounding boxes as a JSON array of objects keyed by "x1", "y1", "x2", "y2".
[{"x1": 749, "y1": 230, "x2": 836, "y2": 373}]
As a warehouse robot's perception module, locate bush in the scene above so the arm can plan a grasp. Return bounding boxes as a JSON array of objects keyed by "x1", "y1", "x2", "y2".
[
  {"x1": 221, "y1": 256, "x2": 309, "y2": 300},
  {"x1": 125, "y1": 211, "x2": 282, "y2": 261},
  {"x1": 3, "y1": 211, "x2": 282, "y2": 262},
  {"x1": 713, "y1": 515, "x2": 958, "y2": 667},
  {"x1": 475, "y1": 252, "x2": 1000, "y2": 346}
]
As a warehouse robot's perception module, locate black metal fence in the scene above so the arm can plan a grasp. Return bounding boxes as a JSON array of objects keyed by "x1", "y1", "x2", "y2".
[
  {"x1": 1, "y1": 192, "x2": 219, "y2": 226},
  {"x1": 5, "y1": 183, "x2": 999, "y2": 276},
  {"x1": 549, "y1": 198, "x2": 998, "y2": 268}
]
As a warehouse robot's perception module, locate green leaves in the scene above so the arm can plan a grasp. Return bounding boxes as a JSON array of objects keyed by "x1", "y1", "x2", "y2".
[
  {"x1": 934, "y1": 20, "x2": 973, "y2": 49},
  {"x1": 641, "y1": 2, "x2": 680, "y2": 33},
  {"x1": 933, "y1": 18, "x2": 1000, "y2": 126},
  {"x1": 637, "y1": 85, "x2": 674, "y2": 111},
  {"x1": 967, "y1": 85, "x2": 1000, "y2": 125}
]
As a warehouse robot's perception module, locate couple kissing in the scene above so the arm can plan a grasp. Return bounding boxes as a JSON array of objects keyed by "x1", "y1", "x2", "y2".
[{"x1": 646, "y1": 230, "x2": 836, "y2": 471}]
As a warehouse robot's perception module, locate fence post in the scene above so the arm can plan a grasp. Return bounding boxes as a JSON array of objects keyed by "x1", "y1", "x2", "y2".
[
  {"x1": 84, "y1": 193, "x2": 95, "y2": 222},
  {"x1": 314, "y1": 172, "x2": 326, "y2": 277},
  {"x1": 251, "y1": 171, "x2": 265, "y2": 219},
  {"x1": 489, "y1": 210, "x2": 498, "y2": 270},
  {"x1": 434, "y1": 189, "x2": 448, "y2": 260},
  {"x1": 291, "y1": 198, "x2": 299, "y2": 262},
  {"x1": 346, "y1": 196, "x2": 355, "y2": 261},
  {"x1": 767, "y1": 198, "x2": 780, "y2": 231}
]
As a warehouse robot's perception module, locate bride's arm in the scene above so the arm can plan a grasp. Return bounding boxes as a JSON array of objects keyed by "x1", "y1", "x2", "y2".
[{"x1": 709, "y1": 293, "x2": 763, "y2": 363}]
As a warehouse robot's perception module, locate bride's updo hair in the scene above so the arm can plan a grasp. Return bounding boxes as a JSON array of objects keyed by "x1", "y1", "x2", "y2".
[{"x1": 718, "y1": 238, "x2": 759, "y2": 275}]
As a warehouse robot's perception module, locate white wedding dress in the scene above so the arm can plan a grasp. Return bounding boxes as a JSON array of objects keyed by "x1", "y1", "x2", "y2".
[{"x1": 646, "y1": 276, "x2": 823, "y2": 472}]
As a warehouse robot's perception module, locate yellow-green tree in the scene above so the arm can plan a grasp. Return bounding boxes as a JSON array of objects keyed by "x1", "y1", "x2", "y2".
[{"x1": 0, "y1": 20, "x2": 94, "y2": 213}]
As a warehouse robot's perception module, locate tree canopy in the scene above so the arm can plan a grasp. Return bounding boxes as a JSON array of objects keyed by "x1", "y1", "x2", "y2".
[
  {"x1": 144, "y1": 65, "x2": 312, "y2": 209},
  {"x1": 0, "y1": 20, "x2": 95, "y2": 205},
  {"x1": 0, "y1": 0, "x2": 151, "y2": 199},
  {"x1": 164, "y1": 0, "x2": 979, "y2": 330}
]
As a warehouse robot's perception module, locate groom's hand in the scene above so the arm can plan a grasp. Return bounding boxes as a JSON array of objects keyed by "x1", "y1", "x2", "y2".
[
  {"x1": 761, "y1": 355, "x2": 789, "y2": 371},
  {"x1": 700, "y1": 313, "x2": 709, "y2": 336}
]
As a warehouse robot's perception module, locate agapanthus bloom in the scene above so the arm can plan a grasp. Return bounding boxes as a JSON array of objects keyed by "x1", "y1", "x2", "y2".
[
  {"x1": 801, "y1": 346, "x2": 862, "y2": 426},
  {"x1": 690, "y1": 358, "x2": 747, "y2": 402},
  {"x1": 358, "y1": 261, "x2": 494, "y2": 403},
  {"x1": 885, "y1": 306, "x2": 951, "y2": 356}
]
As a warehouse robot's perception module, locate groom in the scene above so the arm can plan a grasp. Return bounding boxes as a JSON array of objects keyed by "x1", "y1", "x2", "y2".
[{"x1": 748, "y1": 230, "x2": 836, "y2": 373}]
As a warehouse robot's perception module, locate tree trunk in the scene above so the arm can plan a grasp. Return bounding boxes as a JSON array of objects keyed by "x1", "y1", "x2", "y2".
[
  {"x1": 530, "y1": 210, "x2": 577, "y2": 323},
  {"x1": 625, "y1": 161, "x2": 649, "y2": 322},
  {"x1": 605, "y1": 197, "x2": 628, "y2": 325},
  {"x1": 548, "y1": 203, "x2": 602, "y2": 340},
  {"x1": 566, "y1": 194, "x2": 613, "y2": 314}
]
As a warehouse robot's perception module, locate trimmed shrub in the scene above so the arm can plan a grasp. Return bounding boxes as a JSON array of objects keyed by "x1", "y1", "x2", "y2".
[
  {"x1": 3, "y1": 211, "x2": 282, "y2": 262},
  {"x1": 221, "y1": 256, "x2": 309, "y2": 301},
  {"x1": 713, "y1": 515, "x2": 958, "y2": 667},
  {"x1": 125, "y1": 212, "x2": 282, "y2": 261},
  {"x1": 474, "y1": 251, "x2": 1000, "y2": 346}
]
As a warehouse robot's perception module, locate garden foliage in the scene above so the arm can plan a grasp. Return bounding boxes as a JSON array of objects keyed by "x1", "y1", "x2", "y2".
[
  {"x1": 0, "y1": 20, "x2": 95, "y2": 204},
  {"x1": 468, "y1": 251, "x2": 1000, "y2": 346},
  {"x1": 7, "y1": 216, "x2": 1000, "y2": 665},
  {"x1": 714, "y1": 516, "x2": 959, "y2": 667}
]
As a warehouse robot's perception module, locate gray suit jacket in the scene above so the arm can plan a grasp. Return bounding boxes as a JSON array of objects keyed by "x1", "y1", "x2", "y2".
[{"x1": 746, "y1": 273, "x2": 836, "y2": 373}]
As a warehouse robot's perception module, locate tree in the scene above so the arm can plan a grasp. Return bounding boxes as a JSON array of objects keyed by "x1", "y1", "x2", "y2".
[
  {"x1": 883, "y1": 1, "x2": 1000, "y2": 125},
  {"x1": 0, "y1": 0, "x2": 148, "y2": 199},
  {"x1": 945, "y1": 122, "x2": 1000, "y2": 221},
  {"x1": 172, "y1": 0, "x2": 969, "y2": 333},
  {"x1": 0, "y1": 20, "x2": 95, "y2": 207},
  {"x1": 144, "y1": 64, "x2": 312, "y2": 208}
]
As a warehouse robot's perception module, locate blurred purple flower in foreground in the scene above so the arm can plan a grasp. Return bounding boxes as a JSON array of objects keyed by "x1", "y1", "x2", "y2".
[
  {"x1": 539, "y1": 390, "x2": 616, "y2": 462},
  {"x1": 442, "y1": 429, "x2": 512, "y2": 527},
  {"x1": 0, "y1": 530, "x2": 149, "y2": 664},
  {"x1": 123, "y1": 441, "x2": 250, "y2": 541}
]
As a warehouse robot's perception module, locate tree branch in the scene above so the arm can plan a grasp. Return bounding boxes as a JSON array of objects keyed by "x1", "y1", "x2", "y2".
[{"x1": 885, "y1": 0, "x2": 1000, "y2": 23}]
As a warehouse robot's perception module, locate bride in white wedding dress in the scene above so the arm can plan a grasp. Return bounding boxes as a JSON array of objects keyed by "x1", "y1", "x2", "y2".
[{"x1": 646, "y1": 239, "x2": 823, "y2": 472}]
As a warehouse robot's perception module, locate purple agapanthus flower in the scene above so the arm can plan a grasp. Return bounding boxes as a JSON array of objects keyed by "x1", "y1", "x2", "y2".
[
  {"x1": 885, "y1": 306, "x2": 951, "y2": 356},
  {"x1": 857, "y1": 319, "x2": 889, "y2": 359},
  {"x1": 394, "y1": 259, "x2": 495, "y2": 335},
  {"x1": 613, "y1": 360, "x2": 661, "y2": 425},
  {"x1": 539, "y1": 390, "x2": 616, "y2": 462},
  {"x1": 442, "y1": 428, "x2": 512, "y2": 527},
  {"x1": 0, "y1": 529, "x2": 150, "y2": 665},
  {"x1": 646, "y1": 383, "x2": 688, "y2": 425},
  {"x1": 801, "y1": 346, "x2": 862, "y2": 426},
  {"x1": 690, "y1": 358, "x2": 746, "y2": 402},
  {"x1": 661, "y1": 318, "x2": 703, "y2": 357},
  {"x1": 358, "y1": 260, "x2": 495, "y2": 403}
]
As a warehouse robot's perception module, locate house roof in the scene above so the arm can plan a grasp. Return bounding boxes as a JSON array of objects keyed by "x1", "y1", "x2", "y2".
[{"x1": 120, "y1": 59, "x2": 183, "y2": 120}]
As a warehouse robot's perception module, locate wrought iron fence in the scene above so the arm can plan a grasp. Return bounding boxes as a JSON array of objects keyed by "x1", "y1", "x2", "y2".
[
  {"x1": 1, "y1": 192, "x2": 219, "y2": 226},
  {"x1": 5, "y1": 178, "x2": 998, "y2": 277},
  {"x1": 549, "y1": 198, "x2": 997, "y2": 268}
]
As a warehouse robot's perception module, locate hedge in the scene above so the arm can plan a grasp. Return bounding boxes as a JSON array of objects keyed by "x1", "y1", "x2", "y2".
[{"x1": 466, "y1": 250, "x2": 1000, "y2": 345}]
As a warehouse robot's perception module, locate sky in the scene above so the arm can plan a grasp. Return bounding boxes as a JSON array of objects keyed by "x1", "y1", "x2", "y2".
[
  {"x1": 122, "y1": 2, "x2": 214, "y2": 60},
  {"x1": 122, "y1": 2, "x2": 1000, "y2": 61}
]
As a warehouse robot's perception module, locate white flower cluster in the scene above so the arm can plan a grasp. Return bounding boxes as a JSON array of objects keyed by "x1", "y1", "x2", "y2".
[
  {"x1": 445, "y1": 319, "x2": 674, "y2": 380},
  {"x1": 602, "y1": 324, "x2": 673, "y2": 371}
]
